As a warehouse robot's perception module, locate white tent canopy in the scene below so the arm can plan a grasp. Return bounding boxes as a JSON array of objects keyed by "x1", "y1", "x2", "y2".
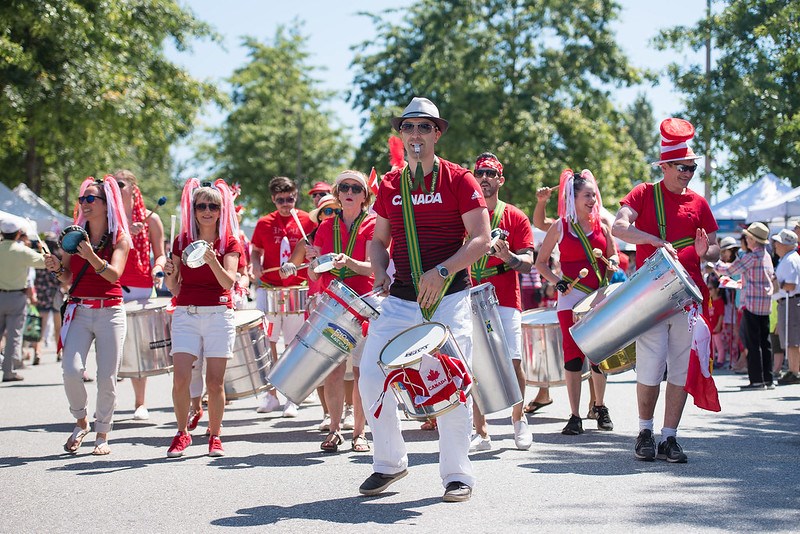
[
  {"x1": 747, "y1": 185, "x2": 800, "y2": 224},
  {"x1": 0, "y1": 181, "x2": 72, "y2": 234},
  {"x1": 712, "y1": 173, "x2": 793, "y2": 221},
  {"x1": 0, "y1": 209, "x2": 38, "y2": 237}
]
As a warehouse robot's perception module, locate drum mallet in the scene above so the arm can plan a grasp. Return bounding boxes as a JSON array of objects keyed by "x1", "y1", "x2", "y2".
[
  {"x1": 592, "y1": 248, "x2": 613, "y2": 267},
  {"x1": 290, "y1": 208, "x2": 312, "y2": 245},
  {"x1": 145, "y1": 196, "x2": 168, "y2": 221},
  {"x1": 264, "y1": 263, "x2": 309, "y2": 274},
  {"x1": 567, "y1": 268, "x2": 589, "y2": 292}
]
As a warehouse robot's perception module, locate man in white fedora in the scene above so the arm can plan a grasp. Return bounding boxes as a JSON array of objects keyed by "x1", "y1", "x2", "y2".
[
  {"x1": 716, "y1": 221, "x2": 775, "y2": 389},
  {"x1": 613, "y1": 117, "x2": 719, "y2": 463},
  {"x1": 770, "y1": 229, "x2": 800, "y2": 385},
  {"x1": 358, "y1": 96, "x2": 490, "y2": 502}
]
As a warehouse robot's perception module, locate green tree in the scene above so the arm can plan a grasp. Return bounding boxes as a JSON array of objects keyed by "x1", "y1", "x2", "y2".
[
  {"x1": 0, "y1": 0, "x2": 218, "y2": 212},
  {"x1": 349, "y1": 0, "x2": 651, "y2": 213},
  {"x1": 655, "y1": 0, "x2": 800, "y2": 188},
  {"x1": 203, "y1": 25, "x2": 351, "y2": 214},
  {"x1": 623, "y1": 93, "x2": 661, "y2": 182}
]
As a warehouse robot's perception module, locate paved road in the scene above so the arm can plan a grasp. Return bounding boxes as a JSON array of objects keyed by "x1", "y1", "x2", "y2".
[{"x1": 3, "y1": 343, "x2": 799, "y2": 533}]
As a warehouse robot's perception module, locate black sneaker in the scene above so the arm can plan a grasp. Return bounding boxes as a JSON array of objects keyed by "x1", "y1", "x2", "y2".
[
  {"x1": 740, "y1": 382, "x2": 766, "y2": 390},
  {"x1": 777, "y1": 372, "x2": 800, "y2": 385},
  {"x1": 634, "y1": 429, "x2": 656, "y2": 461},
  {"x1": 656, "y1": 436, "x2": 688, "y2": 463},
  {"x1": 358, "y1": 470, "x2": 408, "y2": 496},
  {"x1": 443, "y1": 481, "x2": 472, "y2": 502},
  {"x1": 561, "y1": 414, "x2": 584, "y2": 435},
  {"x1": 593, "y1": 405, "x2": 614, "y2": 431}
]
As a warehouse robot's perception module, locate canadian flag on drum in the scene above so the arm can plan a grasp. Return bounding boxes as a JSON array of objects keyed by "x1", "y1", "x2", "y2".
[
  {"x1": 419, "y1": 353, "x2": 449, "y2": 399},
  {"x1": 684, "y1": 308, "x2": 721, "y2": 412}
]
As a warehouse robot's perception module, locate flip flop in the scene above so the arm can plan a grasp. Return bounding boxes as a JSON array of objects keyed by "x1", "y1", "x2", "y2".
[
  {"x1": 524, "y1": 399, "x2": 553, "y2": 414},
  {"x1": 64, "y1": 425, "x2": 90, "y2": 454},
  {"x1": 91, "y1": 438, "x2": 111, "y2": 456}
]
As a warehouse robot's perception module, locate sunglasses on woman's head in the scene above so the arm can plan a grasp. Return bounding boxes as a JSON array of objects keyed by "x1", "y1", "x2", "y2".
[
  {"x1": 78, "y1": 194, "x2": 105, "y2": 204},
  {"x1": 338, "y1": 183, "x2": 364, "y2": 194},
  {"x1": 195, "y1": 202, "x2": 221, "y2": 212}
]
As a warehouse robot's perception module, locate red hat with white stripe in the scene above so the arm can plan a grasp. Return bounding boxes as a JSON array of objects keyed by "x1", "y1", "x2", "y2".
[{"x1": 652, "y1": 118, "x2": 703, "y2": 165}]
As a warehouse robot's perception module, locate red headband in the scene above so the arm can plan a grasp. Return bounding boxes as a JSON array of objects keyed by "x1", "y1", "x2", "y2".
[{"x1": 473, "y1": 156, "x2": 503, "y2": 176}]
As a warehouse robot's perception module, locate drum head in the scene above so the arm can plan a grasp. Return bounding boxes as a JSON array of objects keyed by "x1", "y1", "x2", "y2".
[
  {"x1": 521, "y1": 308, "x2": 559, "y2": 326},
  {"x1": 380, "y1": 322, "x2": 447, "y2": 368},
  {"x1": 182, "y1": 240, "x2": 210, "y2": 268},
  {"x1": 573, "y1": 283, "x2": 623, "y2": 315},
  {"x1": 60, "y1": 225, "x2": 88, "y2": 254},
  {"x1": 234, "y1": 309, "x2": 265, "y2": 328},
  {"x1": 312, "y1": 253, "x2": 337, "y2": 274}
]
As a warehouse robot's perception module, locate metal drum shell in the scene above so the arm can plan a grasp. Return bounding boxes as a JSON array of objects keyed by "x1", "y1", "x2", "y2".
[
  {"x1": 572, "y1": 283, "x2": 636, "y2": 375},
  {"x1": 181, "y1": 240, "x2": 212, "y2": 269},
  {"x1": 521, "y1": 308, "x2": 589, "y2": 387},
  {"x1": 263, "y1": 286, "x2": 309, "y2": 315},
  {"x1": 118, "y1": 298, "x2": 173, "y2": 378},
  {"x1": 267, "y1": 280, "x2": 379, "y2": 404},
  {"x1": 224, "y1": 309, "x2": 272, "y2": 400},
  {"x1": 378, "y1": 322, "x2": 472, "y2": 421},
  {"x1": 469, "y1": 283, "x2": 523, "y2": 415},
  {"x1": 570, "y1": 247, "x2": 702, "y2": 366}
]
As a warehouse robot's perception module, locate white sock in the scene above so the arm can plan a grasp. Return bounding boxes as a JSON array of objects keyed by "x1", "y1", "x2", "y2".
[
  {"x1": 660, "y1": 427, "x2": 677, "y2": 442},
  {"x1": 639, "y1": 418, "x2": 654, "y2": 432}
]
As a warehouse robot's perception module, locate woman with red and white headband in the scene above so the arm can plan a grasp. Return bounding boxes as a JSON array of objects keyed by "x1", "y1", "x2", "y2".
[
  {"x1": 163, "y1": 179, "x2": 242, "y2": 458},
  {"x1": 44, "y1": 175, "x2": 131, "y2": 456}
]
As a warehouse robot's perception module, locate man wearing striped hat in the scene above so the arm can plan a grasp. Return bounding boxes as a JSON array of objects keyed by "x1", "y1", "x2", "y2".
[{"x1": 613, "y1": 118, "x2": 720, "y2": 463}]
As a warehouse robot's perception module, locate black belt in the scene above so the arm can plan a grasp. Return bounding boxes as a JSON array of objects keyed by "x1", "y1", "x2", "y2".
[{"x1": 0, "y1": 288, "x2": 25, "y2": 292}]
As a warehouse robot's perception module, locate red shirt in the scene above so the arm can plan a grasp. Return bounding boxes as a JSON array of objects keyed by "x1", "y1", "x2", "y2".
[
  {"x1": 172, "y1": 235, "x2": 242, "y2": 308},
  {"x1": 314, "y1": 213, "x2": 376, "y2": 296},
  {"x1": 70, "y1": 242, "x2": 123, "y2": 299},
  {"x1": 708, "y1": 297, "x2": 724, "y2": 331},
  {"x1": 620, "y1": 182, "x2": 718, "y2": 305},
  {"x1": 119, "y1": 237, "x2": 152, "y2": 289},
  {"x1": 374, "y1": 158, "x2": 486, "y2": 301},
  {"x1": 558, "y1": 218, "x2": 608, "y2": 291},
  {"x1": 251, "y1": 210, "x2": 315, "y2": 287},
  {"x1": 470, "y1": 202, "x2": 533, "y2": 310}
]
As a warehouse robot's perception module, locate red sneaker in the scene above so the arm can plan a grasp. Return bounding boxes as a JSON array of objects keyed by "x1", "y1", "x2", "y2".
[
  {"x1": 167, "y1": 431, "x2": 192, "y2": 458},
  {"x1": 208, "y1": 435, "x2": 225, "y2": 457},
  {"x1": 187, "y1": 408, "x2": 204, "y2": 431}
]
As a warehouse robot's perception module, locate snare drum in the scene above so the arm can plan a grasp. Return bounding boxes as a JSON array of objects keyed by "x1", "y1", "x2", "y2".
[
  {"x1": 263, "y1": 286, "x2": 308, "y2": 314},
  {"x1": 521, "y1": 308, "x2": 589, "y2": 387},
  {"x1": 573, "y1": 284, "x2": 636, "y2": 375},
  {"x1": 224, "y1": 309, "x2": 272, "y2": 399},
  {"x1": 182, "y1": 240, "x2": 211, "y2": 268},
  {"x1": 310, "y1": 253, "x2": 337, "y2": 274},
  {"x1": 118, "y1": 298, "x2": 173, "y2": 378},
  {"x1": 378, "y1": 322, "x2": 472, "y2": 420}
]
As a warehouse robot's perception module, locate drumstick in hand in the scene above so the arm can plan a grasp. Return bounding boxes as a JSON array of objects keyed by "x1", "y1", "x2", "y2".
[
  {"x1": 568, "y1": 268, "x2": 589, "y2": 291},
  {"x1": 169, "y1": 214, "x2": 176, "y2": 258},
  {"x1": 290, "y1": 208, "x2": 311, "y2": 245},
  {"x1": 592, "y1": 248, "x2": 612, "y2": 267},
  {"x1": 263, "y1": 263, "x2": 308, "y2": 274}
]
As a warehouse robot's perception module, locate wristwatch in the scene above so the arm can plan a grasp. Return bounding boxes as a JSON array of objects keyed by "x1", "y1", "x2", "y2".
[{"x1": 435, "y1": 264, "x2": 449, "y2": 279}]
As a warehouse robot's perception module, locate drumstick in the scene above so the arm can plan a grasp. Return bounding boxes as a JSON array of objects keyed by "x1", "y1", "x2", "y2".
[
  {"x1": 145, "y1": 196, "x2": 168, "y2": 221},
  {"x1": 290, "y1": 208, "x2": 311, "y2": 245},
  {"x1": 169, "y1": 214, "x2": 176, "y2": 258},
  {"x1": 264, "y1": 263, "x2": 308, "y2": 274},
  {"x1": 592, "y1": 248, "x2": 612, "y2": 267},
  {"x1": 568, "y1": 268, "x2": 589, "y2": 291}
]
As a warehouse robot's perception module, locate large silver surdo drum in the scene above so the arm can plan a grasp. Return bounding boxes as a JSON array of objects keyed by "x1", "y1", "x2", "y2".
[
  {"x1": 118, "y1": 298, "x2": 173, "y2": 378},
  {"x1": 572, "y1": 283, "x2": 636, "y2": 375},
  {"x1": 521, "y1": 308, "x2": 589, "y2": 387},
  {"x1": 224, "y1": 309, "x2": 272, "y2": 399}
]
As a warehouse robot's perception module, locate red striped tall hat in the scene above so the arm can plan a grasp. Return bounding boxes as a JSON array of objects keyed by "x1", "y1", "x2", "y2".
[{"x1": 652, "y1": 118, "x2": 703, "y2": 165}]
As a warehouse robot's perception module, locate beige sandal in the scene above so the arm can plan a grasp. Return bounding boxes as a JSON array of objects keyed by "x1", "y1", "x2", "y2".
[
  {"x1": 352, "y1": 435, "x2": 370, "y2": 452},
  {"x1": 64, "y1": 425, "x2": 90, "y2": 454}
]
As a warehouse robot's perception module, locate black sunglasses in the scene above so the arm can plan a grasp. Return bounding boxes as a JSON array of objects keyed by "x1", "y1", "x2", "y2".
[
  {"x1": 78, "y1": 194, "x2": 105, "y2": 204},
  {"x1": 195, "y1": 202, "x2": 221, "y2": 212},
  {"x1": 117, "y1": 182, "x2": 126, "y2": 189},
  {"x1": 338, "y1": 183, "x2": 364, "y2": 194},
  {"x1": 670, "y1": 163, "x2": 698, "y2": 173},
  {"x1": 311, "y1": 191, "x2": 327, "y2": 197},
  {"x1": 475, "y1": 169, "x2": 499, "y2": 178},
  {"x1": 399, "y1": 122, "x2": 436, "y2": 134},
  {"x1": 274, "y1": 196, "x2": 296, "y2": 205}
]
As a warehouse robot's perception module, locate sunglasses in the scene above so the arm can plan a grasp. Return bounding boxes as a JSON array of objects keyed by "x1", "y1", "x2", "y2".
[
  {"x1": 399, "y1": 122, "x2": 436, "y2": 134},
  {"x1": 475, "y1": 169, "x2": 499, "y2": 178},
  {"x1": 321, "y1": 207, "x2": 336, "y2": 216},
  {"x1": 195, "y1": 202, "x2": 221, "y2": 212},
  {"x1": 670, "y1": 163, "x2": 698, "y2": 173},
  {"x1": 78, "y1": 194, "x2": 106, "y2": 204},
  {"x1": 311, "y1": 191, "x2": 327, "y2": 198},
  {"x1": 274, "y1": 196, "x2": 296, "y2": 205},
  {"x1": 117, "y1": 182, "x2": 126, "y2": 189},
  {"x1": 338, "y1": 183, "x2": 364, "y2": 194}
]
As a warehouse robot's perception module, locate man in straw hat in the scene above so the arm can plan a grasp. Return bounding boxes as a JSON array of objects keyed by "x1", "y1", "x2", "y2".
[
  {"x1": 357, "y1": 97, "x2": 491, "y2": 502},
  {"x1": 769, "y1": 229, "x2": 800, "y2": 385},
  {"x1": 613, "y1": 117, "x2": 720, "y2": 463},
  {"x1": 716, "y1": 221, "x2": 775, "y2": 390}
]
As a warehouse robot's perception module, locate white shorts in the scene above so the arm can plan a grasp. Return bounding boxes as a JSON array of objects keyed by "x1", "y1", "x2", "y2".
[
  {"x1": 635, "y1": 312, "x2": 692, "y2": 386},
  {"x1": 170, "y1": 306, "x2": 236, "y2": 359},
  {"x1": 496, "y1": 305, "x2": 522, "y2": 360}
]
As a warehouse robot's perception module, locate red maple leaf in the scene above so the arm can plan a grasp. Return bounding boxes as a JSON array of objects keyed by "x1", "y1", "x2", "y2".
[{"x1": 426, "y1": 369, "x2": 440, "y2": 381}]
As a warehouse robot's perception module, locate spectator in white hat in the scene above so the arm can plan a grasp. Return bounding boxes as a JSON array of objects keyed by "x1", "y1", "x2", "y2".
[{"x1": 771, "y1": 229, "x2": 800, "y2": 385}]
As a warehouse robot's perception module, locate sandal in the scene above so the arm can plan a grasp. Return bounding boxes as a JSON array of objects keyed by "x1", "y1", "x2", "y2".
[
  {"x1": 320, "y1": 431, "x2": 343, "y2": 453},
  {"x1": 91, "y1": 438, "x2": 111, "y2": 456},
  {"x1": 64, "y1": 425, "x2": 90, "y2": 454},
  {"x1": 420, "y1": 418, "x2": 437, "y2": 431},
  {"x1": 352, "y1": 435, "x2": 370, "y2": 452},
  {"x1": 523, "y1": 399, "x2": 553, "y2": 414}
]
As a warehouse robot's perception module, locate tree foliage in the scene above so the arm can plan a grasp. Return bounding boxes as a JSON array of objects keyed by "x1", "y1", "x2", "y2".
[
  {"x1": 349, "y1": 0, "x2": 652, "y2": 213},
  {"x1": 656, "y1": 0, "x2": 800, "y2": 189},
  {"x1": 202, "y1": 25, "x2": 350, "y2": 215},
  {"x1": 0, "y1": 0, "x2": 219, "y2": 212}
]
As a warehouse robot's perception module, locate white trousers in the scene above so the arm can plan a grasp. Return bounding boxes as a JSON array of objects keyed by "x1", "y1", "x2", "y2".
[{"x1": 359, "y1": 289, "x2": 475, "y2": 489}]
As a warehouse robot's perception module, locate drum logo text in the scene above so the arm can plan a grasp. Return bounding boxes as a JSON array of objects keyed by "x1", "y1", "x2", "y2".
[
  {"x1": 149, "y1": 339, "x2": 172, "y2": 350},
  {"x1": 322, "y1": 323, "x2": 357, "y2": 352}
]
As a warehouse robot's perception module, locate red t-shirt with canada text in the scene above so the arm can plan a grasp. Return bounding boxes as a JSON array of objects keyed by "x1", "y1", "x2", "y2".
[
  {"x1": 470, "y1": 202, "x2": 533, "y2": 310},
  {"x1": 250, "y1": 210, "x2": 315, "y2": 287},
  {"x1": 314, "y1": 213, "x2": 376, "y2": 296},
  {"x1": 374, "y1": 158, "x2": 486, "y2": 301},
  {"x1": 172, "y1": 234, "x2": 242, "y2": 308}
]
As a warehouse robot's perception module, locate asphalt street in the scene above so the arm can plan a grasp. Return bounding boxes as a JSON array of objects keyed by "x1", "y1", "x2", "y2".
[{"x1": 3, "y1": 342, "x2": 799, "y2": 533}]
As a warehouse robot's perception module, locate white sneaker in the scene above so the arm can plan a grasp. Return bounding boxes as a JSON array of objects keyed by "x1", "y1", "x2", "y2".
[
  {"x1": 318, "y1": 413, "x2": 331, "y2": 432},
  {"x1": 342, "y1": 405, "x2": 355, "y2": 430},
  {"x1": 513, "y1": 420, "x2": 533, "y2": 450},
  {"x1": 256, "y1": 394, "x2": 281, "y2": 413},
  {"x1": 282, "y1": 400, "x2": 299, "y2": 418},
  {"x1": 469, "y1": 434, "x2": 492, "y2": 452},
  {"x1": 133, "y1": 405, "x2": 149, "y2": 421}
]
